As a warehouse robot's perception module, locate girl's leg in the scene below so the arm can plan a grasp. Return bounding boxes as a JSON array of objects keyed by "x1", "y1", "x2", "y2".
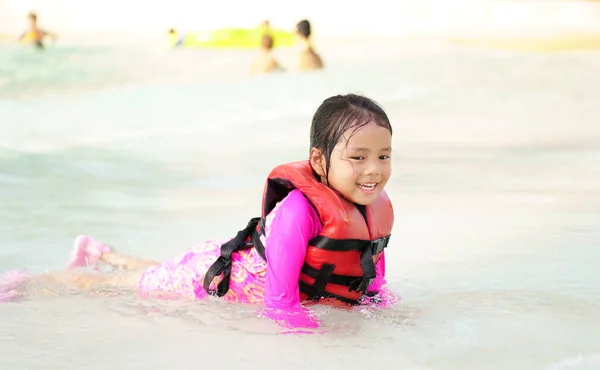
[
  {"x1": 100, "y1": 250, "x2": 159, "y2": 270},
  {"x1": 2, "y1": 267, "x2": 150, "y2": 301},
  {"x1": 32, "y1": 268, "x2": 146, "y2": 292},
  {"x1": 68, "y1": 235, "x2": 159, "y2": 270}
]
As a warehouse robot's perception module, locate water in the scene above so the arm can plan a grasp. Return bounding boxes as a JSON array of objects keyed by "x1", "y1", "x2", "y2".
[{"x1": 1, "y1": 38, "x2": 600, "y2": 369}]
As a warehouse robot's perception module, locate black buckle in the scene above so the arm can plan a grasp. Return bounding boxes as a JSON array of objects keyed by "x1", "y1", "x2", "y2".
[
  {"x1": 370, "y1": 237, "x2": 387, "y2": 254},
  {"x1": 349, "y1": 277, "x2": 373, "y2": 293}
]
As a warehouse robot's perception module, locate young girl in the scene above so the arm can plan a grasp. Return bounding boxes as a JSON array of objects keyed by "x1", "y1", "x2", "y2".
[{"x1": 1, "y1": 94, "x2": 399, "y2": 329}]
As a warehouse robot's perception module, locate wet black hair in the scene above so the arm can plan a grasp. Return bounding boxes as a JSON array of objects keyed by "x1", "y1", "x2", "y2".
[
  {"x1": 296, "y1": 19, "x2": 311, "y2": 38},
  {"x1": 309, "y1": 93, "x2": 392, "y2": 181}
]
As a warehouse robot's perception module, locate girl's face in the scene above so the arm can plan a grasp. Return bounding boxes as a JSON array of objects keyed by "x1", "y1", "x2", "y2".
[{"x1": 311, "y1": 121, "x2": 392, "y2": 205}]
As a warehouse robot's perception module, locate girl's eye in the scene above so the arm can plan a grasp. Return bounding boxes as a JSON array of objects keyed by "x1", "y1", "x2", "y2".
[
  {"x1": 379, "y1": 155, "x2": 390, "y2": 160},
  {"x1": 350, "y1": 156, "x2": 365, "y2": 160}
]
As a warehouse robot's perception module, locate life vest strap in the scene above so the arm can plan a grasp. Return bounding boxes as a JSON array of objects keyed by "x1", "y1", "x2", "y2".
[
  {"x1": 251, "y1": 223, "x2": 267, "y2": 261},
  {"x1": 308, "y1": 235, "x2": 390, "y2": 253},
  {"x1": 298, "y1": 280, "x2": 361, "y2": 306},
  {"x1": 351, "y1": 243, "x2": 377, "y2": 293},
  {"x1": 301, "y1": 264, "x2": 359, "y2": 286},
  {"x1": 302, "y1": 263, "x2": 335, "y2": 298},
  {"x1": 203, "y1": 217, "x2": 261, "y2": 297}
]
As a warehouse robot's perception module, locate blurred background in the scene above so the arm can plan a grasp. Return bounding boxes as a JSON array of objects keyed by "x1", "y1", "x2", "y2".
[{"x1": 1, "y1": 1, "x2": 600, "y2": 369}]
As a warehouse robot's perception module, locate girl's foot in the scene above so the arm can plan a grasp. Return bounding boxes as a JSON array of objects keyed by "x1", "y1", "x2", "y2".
[
  {"x1": 0, "y1": 269, "x2": 29, "y2": 302},
  {"x1": 67, "y1": 235, "x2": 110, "y2": 269}
]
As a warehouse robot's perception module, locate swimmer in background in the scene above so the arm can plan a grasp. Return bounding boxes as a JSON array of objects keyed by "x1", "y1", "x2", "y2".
[
  {"x1": 18, "y1": 12, "x2": 57, "y2": 49},
  {"x1": 167, "y1": 29, "x2": 184, "y2": 47},
  {"x1": 295, "y1": 19, "x2": 323, "y2": 71},
  {"x1": 260, "y1": 20, "x2": 271, "y2": 32},
  {"x1": 249, "y1": 34, "x2": 284, "y2": 75}
]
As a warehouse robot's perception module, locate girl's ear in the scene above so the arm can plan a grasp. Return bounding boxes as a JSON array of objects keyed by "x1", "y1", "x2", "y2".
[{"x1": 309, "y1": 147, "x2": 326, "y2": 180}]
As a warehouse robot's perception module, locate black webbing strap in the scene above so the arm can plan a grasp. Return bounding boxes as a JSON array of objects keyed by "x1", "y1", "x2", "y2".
[
  {"x1": 348, "y1": 244, "x2": 377, "y2": 293},
  {"x1": 308, "y1": 235, "x2": 390, "y2": 252},
  {"x1": 298, "y1": 280, "x2": 361, "y2": 306},
  {"x1": 301, "y1": 264, "x2": 356, "y2": 286},
  {"x1": 202, "y1": 217, "x2": 260, "y2": 297}
]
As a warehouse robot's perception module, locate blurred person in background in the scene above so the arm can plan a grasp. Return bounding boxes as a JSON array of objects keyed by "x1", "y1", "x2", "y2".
[
  {"x1": 295, "y1": 19, "x2": 323, "y2": 71},
  {"x1": 249, "y1": 34, "x2": 285, "y2": 74},
  {"x1": 167, "y1": 29, "x2": 185, "y2": 47},
  {"x1": 18, "y1": 12, "x2": 57, "y2": 49}
]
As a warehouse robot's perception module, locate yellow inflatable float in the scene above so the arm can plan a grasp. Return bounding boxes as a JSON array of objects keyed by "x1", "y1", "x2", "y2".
[{"x1": 168, "y1": 27, "x2": 296, "y2": 49}]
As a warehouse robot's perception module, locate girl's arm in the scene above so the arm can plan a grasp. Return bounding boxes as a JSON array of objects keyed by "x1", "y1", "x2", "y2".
[
  {"x1": 259, "y1": 189, "x2": 323, "y2": 329},
  {"x1": 368, "y1": 252, "x2": 387, "y2": 293}
]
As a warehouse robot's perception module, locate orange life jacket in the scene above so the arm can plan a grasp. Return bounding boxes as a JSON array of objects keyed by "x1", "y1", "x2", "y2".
[{"x1": 203, "y1": 161, "x2": 394, "y2": 305}]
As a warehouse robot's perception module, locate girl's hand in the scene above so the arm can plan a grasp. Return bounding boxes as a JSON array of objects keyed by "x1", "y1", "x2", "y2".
[
  {"x1": 258, "y1": 306, "x2": 321, "y2": 330},
  {"x1": 360, "y1": 287, "x2": 401, "y2": 308}
]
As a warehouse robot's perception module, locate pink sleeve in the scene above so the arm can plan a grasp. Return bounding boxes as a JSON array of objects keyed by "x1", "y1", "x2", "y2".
[
  {"x1": 263, "y1": 189, "x2": 322, "y2": 309},
  {"x1": 367, "y1": 251, "x2": 387, "y2": 293}
]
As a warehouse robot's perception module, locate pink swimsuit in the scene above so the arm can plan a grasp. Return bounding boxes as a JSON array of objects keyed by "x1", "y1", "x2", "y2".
[{"x1": 138, "y1": 189, "x2": 393, "y2": 328}]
